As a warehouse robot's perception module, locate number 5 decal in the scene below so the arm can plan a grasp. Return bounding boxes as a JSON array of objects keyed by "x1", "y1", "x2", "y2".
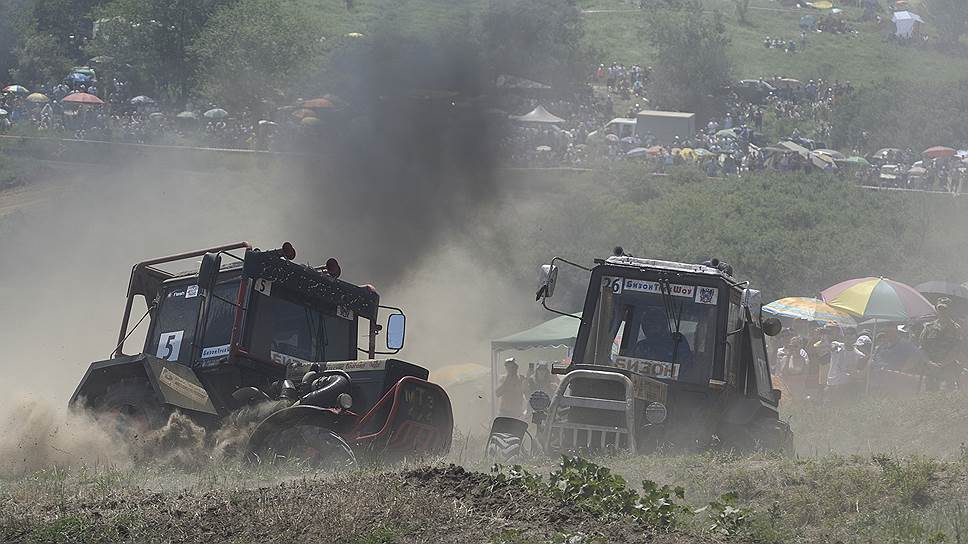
[
  {"x1": 156, "y1": 330, "x2": 184, "y2": 361},
  {"x1": 254, "y1": 278, "x2": 272, "y2": 296}
]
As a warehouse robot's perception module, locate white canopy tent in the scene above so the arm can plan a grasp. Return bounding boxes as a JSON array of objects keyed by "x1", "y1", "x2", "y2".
[
  {"x1": 509, "y1": 104, "x2": 566, "y2": 125},
  {"x1": 891, "y1": 11, "x2": 924, "y2": 38}
]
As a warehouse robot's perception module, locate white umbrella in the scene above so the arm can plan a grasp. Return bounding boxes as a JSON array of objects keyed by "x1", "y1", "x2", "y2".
[{"x1": 204, "y1": 108, "x2": 228, "y2": 119}]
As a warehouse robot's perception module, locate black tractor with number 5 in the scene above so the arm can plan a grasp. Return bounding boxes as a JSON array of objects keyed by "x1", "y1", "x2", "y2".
[
  {"x1": 486, "y1": 249, "x2": 792, "y2": 460},
  {"x1": 70, "y1": 242, "x2": 453, "y2": 466}
]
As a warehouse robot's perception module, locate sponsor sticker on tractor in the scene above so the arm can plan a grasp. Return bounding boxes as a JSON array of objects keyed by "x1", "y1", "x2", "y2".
[
  {"x1": 159, "y1": 367, "x2": 209, "y2": 405},
  {"x1": 695, "y1": 286, "x2": 719, "y2": 305},
  {"x1": 200, "y1": 344, "x2": 230, "y2": 359},
  {"x1": 330, "y1": 359, "x2": 388, "y2": 371},
  {"x1": 614, "y1": 355, "x2": 680, "y2": 380},
  {"x1": 622, "y1": 279, "x2": 696, "y2": 298}
]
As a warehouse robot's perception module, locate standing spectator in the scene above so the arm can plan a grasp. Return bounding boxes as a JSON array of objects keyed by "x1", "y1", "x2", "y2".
[
  {"x1": 920, "y1": 300, "x2": 963, "y2": 391},
  {"x1": 496, "y1": 357, "x2": 527, "y2": 417}
]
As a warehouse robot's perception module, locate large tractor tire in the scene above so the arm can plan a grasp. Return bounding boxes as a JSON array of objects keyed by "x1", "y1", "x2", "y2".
[
  {"x1": 95, "y1": 380, "x2": 167, "y2": 442},
  {"x1": 718, "y1": 417, "x2": 794, "y2": 456},
  {"x1": 484, "y1": 417, "x2": 530, "y2": 463},
  {"x1": 246, "y1": 406, "x2": 357, "y2": 469},
  {"x1": 485, "y1": 432, "x2": 523, "y2": 463},
  {"x1": 744, "y1": 418, "x2": 794, "y2": 456}
]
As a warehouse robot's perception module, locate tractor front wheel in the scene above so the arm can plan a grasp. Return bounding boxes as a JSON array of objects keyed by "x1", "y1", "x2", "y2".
[{"x1": 95, "y1": 380, "x2": 167, "y2": 444}]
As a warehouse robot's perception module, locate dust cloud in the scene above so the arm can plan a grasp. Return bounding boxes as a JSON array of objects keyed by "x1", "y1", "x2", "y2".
[
  {"x1": 0, "y1": 36, "x2": 558, "y2": 467},
  {"x1": 0, "y1": 148, "x2": 547, "y2": 469},
  {"x1": 0, "y1": 396, "x2": 133, "y2": 477}
]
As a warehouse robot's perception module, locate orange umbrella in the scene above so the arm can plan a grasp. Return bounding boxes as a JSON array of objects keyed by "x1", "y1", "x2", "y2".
[
  {"x1": 923, "y1": 146, "x2": 956, "y2": 159},
  {"x1": 62, "y1": 92, "x2": 104, "y2": 105},
  {"x1": 302, "y1": 97, "x2": 334, "y2": 109}
]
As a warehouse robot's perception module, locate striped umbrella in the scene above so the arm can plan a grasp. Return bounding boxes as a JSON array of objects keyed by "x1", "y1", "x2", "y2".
[
  {"x1": 62, "y1": 92, "x2": 104, "y2": 105},
  {"x1": 3, "y1": 85, "x2": 29, "y2": 94},
  {"x1": 821, "y1": 277, "x2": 935, "y2": 322},
  {"x1": 763, "y1": 297, "x2": 856, "y2": 327}
]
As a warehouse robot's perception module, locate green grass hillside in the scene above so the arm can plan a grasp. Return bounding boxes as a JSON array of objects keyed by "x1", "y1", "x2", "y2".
[
  {"x1": 311, "y1": 0, "x2": 968, "y2": 84},
  {"x1": 580, "y1": 0, "x2": 968, "y2": 82}
]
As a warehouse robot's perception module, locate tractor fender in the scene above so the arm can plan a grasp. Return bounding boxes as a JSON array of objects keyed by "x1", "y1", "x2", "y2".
[
  {"x1": 247, "y1": 405, "x2": 346, "y2": 452},
  {"x1": 70, "y1": 355, "x2": 217, "y2": 415},
  {"x1": 722, "y1": 396, "x2": 763, "y2": 425}
]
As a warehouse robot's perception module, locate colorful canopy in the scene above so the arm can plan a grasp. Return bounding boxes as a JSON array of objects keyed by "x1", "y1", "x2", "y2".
[
  {"x1": 62, "y1": 92, "x2": 103, "y2": 105},
  {"x1": 3, "y1": 85, "x2": 29, "y2": 94},
  {"x1": 763, "y1": 297, "x2": 856, "y2": 327},
  {"x1": 821, "y1": 277, "x2": 935, "y2": 322}
]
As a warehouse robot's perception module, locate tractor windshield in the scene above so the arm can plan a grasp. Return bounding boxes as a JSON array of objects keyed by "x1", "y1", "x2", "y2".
[
  {"x1": 246, "y1": 291, "x2": 354, "y2": 364},
  {"x1": 584, "y1": 277, "x2": 720, "y2": 384}
]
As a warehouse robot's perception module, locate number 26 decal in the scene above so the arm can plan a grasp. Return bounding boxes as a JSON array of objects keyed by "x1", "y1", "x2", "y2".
[{"x1": 602, "y1": 276, "x2": 623, "y2": 294}]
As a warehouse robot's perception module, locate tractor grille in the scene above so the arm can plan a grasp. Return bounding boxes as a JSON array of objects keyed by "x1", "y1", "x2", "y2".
[{"x1": 547, "y1": 423, "x2": 631, "y2": 453}]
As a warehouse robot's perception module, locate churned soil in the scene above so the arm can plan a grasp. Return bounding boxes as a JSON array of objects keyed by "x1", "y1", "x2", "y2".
[{"x1": 0, "y1": 464, "x2": 697, "y2": 543}]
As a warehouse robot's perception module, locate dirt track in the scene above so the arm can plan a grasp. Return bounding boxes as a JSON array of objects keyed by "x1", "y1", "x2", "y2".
[{"x1": 0, "y1": 465, "x2": 688, "y2": 544}]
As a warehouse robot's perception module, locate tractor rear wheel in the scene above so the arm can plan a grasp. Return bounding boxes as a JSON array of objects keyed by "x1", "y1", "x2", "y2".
[
  {"x1": 249, "y1": 424, "x2": 357, "y2": 469},
  {"x1": 740, "y1": 418, "x2": 794, "y2": 455},
  {"x1": 246, "y1": 406, "x2": 358, "y2": 469}
]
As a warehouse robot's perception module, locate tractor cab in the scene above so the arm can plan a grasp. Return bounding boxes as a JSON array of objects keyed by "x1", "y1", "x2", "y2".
[
  {"x1": 575, "y1": 255, "x2": 777, "y2": 399},
  {"x1": 71, "y1": 242, "x2": 408, "y2": 419},
  {"x1": 487, "y1": 251, "x2": 792, "y2": 459}
]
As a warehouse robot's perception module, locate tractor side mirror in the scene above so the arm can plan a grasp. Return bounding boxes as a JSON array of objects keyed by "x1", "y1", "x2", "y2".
[
  {"x1": 536, "y1": 264, "x2": 559, "y2": 300},
  {"x1": 386, "y1": 313, "x2": 406, "y2": 351},
  {"x1": 762, "y1": 317, "x2": 782, "y2": 337},
  {"x1": 198, "y1": 252, "x2": 221, "y2": 292}
]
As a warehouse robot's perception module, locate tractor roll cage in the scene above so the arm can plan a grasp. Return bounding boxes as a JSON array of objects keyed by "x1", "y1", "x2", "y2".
[
  {"x1": 114, "y1": 242, "x2": 383, "y2": 359},
  {"x1": 241, "y1": 248, "x2": 380, "y2": 322},
  {"x1": 115, "y1": 242, "x2": 252, "y2": 357}
]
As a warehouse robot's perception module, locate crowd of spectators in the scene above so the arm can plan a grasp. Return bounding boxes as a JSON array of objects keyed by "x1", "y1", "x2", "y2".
[
  {"x1": 772, "y1": 298, "x2": 964, "y2": 405},
  {"x1": 0, "y1": 71, "x2": 323, "y2": 151}
]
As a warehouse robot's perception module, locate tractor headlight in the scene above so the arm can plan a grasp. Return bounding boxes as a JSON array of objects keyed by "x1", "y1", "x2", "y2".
[{"x1": 645, "y1": 402, "x2": 667, "y2": 424}]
